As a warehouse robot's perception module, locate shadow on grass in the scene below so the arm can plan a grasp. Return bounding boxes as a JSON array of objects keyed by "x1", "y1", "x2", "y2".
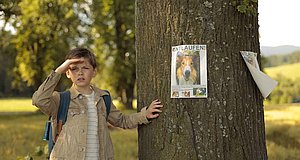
[
  {"x1": 266, "y1": 123, "x2": 300, "y2": 159},
  {"x1": 0, "y1": 110, "x2": 43, "y2": 120},
  {"x1": 267, "y1": 124, "x2": 300, "y2": 148},
  {"x1": 0, "y1": 112, "x2": 48, "y2": 160}
]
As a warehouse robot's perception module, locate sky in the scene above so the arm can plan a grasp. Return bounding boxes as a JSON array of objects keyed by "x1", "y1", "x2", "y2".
[{"x1": 258, "y1": 0, "x2": 300, "y2": 47}]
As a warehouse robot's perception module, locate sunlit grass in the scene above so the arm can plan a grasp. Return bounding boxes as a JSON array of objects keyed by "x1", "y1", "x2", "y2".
[
  {"x1": 0, "y1": 111, "x2": 138, "y2": 160},
  {"x1": 264, "y1": 62, "x2": 300, "y2": 80},
  {"x1": 0, "y1": 113, "x2": 48, "y2": 160},
  {"x1": 264, "y1": 103, "x2": 300, "y2": 159},
  {"x1": 1, "y1": 98, "x2": 300, "y2": 159},
  {"x1": 0, "y1": 98, "x2": 136, "y2": 112},
  {"x1": 265, "y1": 104, "x2": 300, "y2": 123},
  {"x1": 111, "y1": 129, "x2": 138, "y2": 160},
  {"x1": 0, "y1": 98, "x2": 38, "y2": 112}
]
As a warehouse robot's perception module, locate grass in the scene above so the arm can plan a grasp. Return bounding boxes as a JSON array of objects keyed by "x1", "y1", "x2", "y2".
[
  {"x1": 0, "y1": 98, "x2": 38, "y2": 112},
  {"x1": 0, "y1": 112, "x2": 138, "y2": 160},
  {"x1": 0, "y1": 113, "x2": 48, "y2": 160},
  {"x1": 264, "y1": 103, "x2": 300, "y2": 159},
  {"x1": 1, "y1": 98, "x2": 300, "y2": 159},
  {"x1": 264, "y1": 62, "x2": 300, "y2": 80},
  {"x1": 0, "y1": 98, "x2": 137, "y2": 112},
  {"x1": 111, "y1": 129, "x2": 138, "y2": 160}
]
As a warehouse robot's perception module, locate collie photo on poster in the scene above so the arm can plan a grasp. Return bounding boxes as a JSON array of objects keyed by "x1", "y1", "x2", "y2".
[{"x1": 176, "y1": 51, "x2": 200, "y2": 85}]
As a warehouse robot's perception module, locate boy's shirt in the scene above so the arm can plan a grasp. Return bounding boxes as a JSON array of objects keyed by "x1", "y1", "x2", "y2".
[{"x1": 32, "y1": 71, "x2": 149, "y2": 160}]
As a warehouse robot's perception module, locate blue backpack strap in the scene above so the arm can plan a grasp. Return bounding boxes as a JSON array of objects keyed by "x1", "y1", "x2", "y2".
[
  {"x1": 48, "y1": 90, "x2": 70, "y2": 157},
  {"x1": 102, "y1": 90, "x2": 111, "y2": 119},
  {"x1": 57, "y1": 91, "x2": 71, "y2": 125},
  {"x1": 48, "y1": 122, "x2": 54, "y2": 157}
]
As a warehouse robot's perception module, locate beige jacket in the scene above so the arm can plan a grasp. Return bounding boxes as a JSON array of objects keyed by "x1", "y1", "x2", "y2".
[{"x1": 32, "y1": 71, "x2": 149, "y2": 160}]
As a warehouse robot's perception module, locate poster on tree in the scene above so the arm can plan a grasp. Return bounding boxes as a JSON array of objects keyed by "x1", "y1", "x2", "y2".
[
  {"x1": 240, "y1": 51, "x2": 278, "y2": 98},
  {"x1": 171, "y1": 45, "x2": 207, "y2": 98}
]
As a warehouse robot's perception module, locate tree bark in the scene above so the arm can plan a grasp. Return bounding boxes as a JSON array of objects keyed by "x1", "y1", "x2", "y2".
[{"x1": 136, "y1": 0, "x2": 267, "y2": 160}]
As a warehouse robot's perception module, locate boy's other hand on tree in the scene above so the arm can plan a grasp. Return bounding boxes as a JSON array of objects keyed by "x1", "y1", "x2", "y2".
[{"x1": 146, "y1": 99, "x2": 163, "y2": 119}]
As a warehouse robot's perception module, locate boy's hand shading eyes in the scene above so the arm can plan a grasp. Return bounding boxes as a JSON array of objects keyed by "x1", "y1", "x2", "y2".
[
  {"x1": 55, "y1": 58, "x2": 84, "y2": 74},
  {"x1": 146, "y1": 99, "x2": 163, "y2": 119}
]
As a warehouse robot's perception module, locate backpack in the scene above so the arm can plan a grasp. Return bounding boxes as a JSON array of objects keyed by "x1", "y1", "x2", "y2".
[{"x1": 43, "y1": 90, "x2": 111, "y2": 157}]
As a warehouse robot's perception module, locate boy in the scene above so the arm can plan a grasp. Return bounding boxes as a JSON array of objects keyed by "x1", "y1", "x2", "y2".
[{"x1": 32, "y1": 48, "x2": 163, "y2": 160}]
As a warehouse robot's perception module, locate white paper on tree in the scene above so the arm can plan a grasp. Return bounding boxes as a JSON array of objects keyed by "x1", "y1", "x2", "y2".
[
  {"x1": 170, "y1": 45, "x2": 208, "y2": 98},
  {"x1": 240, "y1": 51, "x2": 278, "y2": 99}
]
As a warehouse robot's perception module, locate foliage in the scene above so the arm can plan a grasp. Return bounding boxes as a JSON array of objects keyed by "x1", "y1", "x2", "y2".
[
  {"x1": 1, "y1": 0, "x2": 137, "y2": 108},
  {"x1": 265, "y1": 74, "x2": 300, "y2": 104},
  {"x1": 90, "y1": 0, "x2": 136, "y2": 109},
  {"x1": 263, "y1": 51, "x2": 300, "y2": 68},
  {"x1": 0, "y1": 31, "x2": 18, "y2": 97},
  {"x1": 0, "y1": 0, "x2": 21, "y2": 32},
  {"x1": 232, "y1": 0, "x2": 258, "y2": 15},
  {"x1": 263, "y1": 62, "x2": 300, "y2": 104},
  {"x1": 0, "y1": 0, "x2": 26, "y2": 97},
  {"x1": 12, "y1": 0, "x2": 87, "y2": 90}
]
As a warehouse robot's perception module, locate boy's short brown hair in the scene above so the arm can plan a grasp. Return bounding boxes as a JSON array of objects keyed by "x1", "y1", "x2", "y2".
[{"x1": 65, "y1": 48, "x2": 97, "y2": 69}]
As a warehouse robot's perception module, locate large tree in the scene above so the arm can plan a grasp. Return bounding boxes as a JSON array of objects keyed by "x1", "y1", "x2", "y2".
[{"x1": 136, "y1": 0, "x2": 267, "y2": 160}]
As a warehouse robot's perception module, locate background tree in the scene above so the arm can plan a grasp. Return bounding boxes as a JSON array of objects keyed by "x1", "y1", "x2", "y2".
[
  {"x1": 1, "y1": 0, "x2": 137, "y2": 108},
  {"x1": 0, "y1": 0, "x2": 22, "y2": 96},
  {"x1": 13, "y1": 0, "x2": 90, "y2": 90},
  {"x1": 91, "y1": 0, "x2": 136, "y2": 109},
  {"x1": 0, "y1": 0, "x2": 21, "y2": 34},
  {"x1": 136, "y1": 0, "x2": 267, "y2": 159},
  {"x1": 0, "y1": 31, "x2": 20, "y2": 97}
]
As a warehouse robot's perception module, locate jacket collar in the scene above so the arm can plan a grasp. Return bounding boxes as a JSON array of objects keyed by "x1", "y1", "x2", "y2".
[{"x1": 69, "y1": 84, "x2": 109, "y2": 99}]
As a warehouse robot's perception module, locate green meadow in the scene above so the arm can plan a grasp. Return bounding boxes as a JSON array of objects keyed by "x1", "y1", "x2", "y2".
[
  {"x1": 264, "y1": 62, "x2": 300, "y2": 80},
  {"x1": 0, "y1": 98, "x2": 138, "y2": 160},
  {"x1": 0, "y1": 98, "x2": 38, "y2": 113},
  {"x1": 0, "y1": 113, "x2": 138, "y2": 160},
  {"x1": 265, "y1": 103, "x2": 300, "y2": 159},
  {"x1": 1, "y1": 98, "x2": 300, "y2": 159}
]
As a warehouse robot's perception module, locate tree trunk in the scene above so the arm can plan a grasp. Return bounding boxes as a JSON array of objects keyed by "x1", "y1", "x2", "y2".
[{"x1": 136, "y1": 1, "x2": 267, "y2": 160}]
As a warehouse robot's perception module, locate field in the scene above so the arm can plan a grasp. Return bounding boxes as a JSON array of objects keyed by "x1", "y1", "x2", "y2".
[
  {"x1": 1, "y1": 98, "x2": 300, "y2": 159},
  {"x1": 0, "y1": 98, "x2": 38, "y2": 113},
  {"x1": 265, "y1": 103, "x2": 300, "y2": 159},
  {"x1": 264, "y1": 62, "x2": 300, "y2": 80},
  {"x1": 0, "y1": 98, "x2": 138, "y2": 160}
]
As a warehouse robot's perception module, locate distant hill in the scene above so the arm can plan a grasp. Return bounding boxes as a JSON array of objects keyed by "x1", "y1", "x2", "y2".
[{"x1": 260, "y1": 45, "x2": 300, "y2": 57}]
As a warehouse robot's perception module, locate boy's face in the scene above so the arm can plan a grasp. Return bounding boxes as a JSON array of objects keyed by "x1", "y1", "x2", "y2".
[{"x1": 66, "y1": 58, "x2": 96, "y2": 89}]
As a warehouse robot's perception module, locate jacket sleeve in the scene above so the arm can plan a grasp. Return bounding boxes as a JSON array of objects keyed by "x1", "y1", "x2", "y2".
[
  {"x1": 107, "y1": 103, "x2": 149, "y2": 129},
  {"x1": 32, "y1": 71, "x2": 60, "y2": 117}
]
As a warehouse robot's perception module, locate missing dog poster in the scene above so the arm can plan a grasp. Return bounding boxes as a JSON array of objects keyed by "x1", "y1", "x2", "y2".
[{"x1": 171, "y1": 45, "x2": 207, "y2": 98}]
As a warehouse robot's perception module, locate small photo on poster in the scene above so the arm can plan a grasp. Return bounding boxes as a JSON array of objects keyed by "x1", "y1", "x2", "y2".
[{"x1": 171, "y1": 45, "x2": 208, "y2": 98}]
